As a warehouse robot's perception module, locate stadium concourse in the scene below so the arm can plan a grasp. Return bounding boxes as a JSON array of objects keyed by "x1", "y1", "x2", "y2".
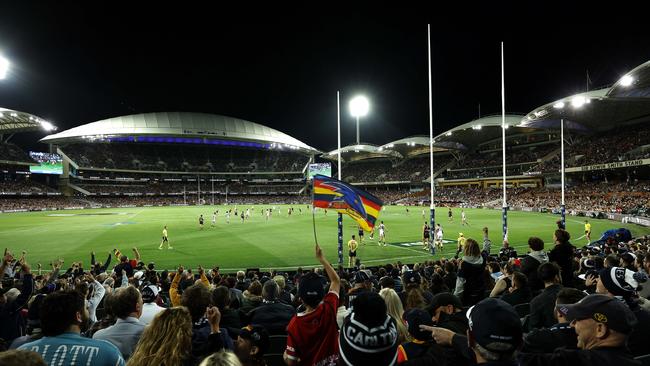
[{"x1": 3, "y1": 62, "x2": 650, "y2": 365}]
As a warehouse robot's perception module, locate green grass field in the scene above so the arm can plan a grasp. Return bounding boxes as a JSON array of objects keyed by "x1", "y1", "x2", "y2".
[{"x1": 1, "y1": 205, "x2": 649, "y2": 272}]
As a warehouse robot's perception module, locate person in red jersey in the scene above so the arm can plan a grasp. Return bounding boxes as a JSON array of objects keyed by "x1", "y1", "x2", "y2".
[{"x1": 284, "y1": 243, "x2": 340, "y2": 366}]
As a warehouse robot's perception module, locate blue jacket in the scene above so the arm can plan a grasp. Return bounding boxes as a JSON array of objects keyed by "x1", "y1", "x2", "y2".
[{"x1": 19, "y1": 332, "x2": 125, "y2": 366}]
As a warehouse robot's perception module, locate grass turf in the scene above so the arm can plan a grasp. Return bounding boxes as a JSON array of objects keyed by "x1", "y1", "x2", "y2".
[{"x1": 1, "y1": 205, "x2": 648, "y2": 272}]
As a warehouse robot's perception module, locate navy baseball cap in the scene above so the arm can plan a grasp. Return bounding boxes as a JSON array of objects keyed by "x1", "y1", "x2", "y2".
[
  {"x1": 564, "y1": 294, "x2": 637, "y2": 334},
  {"x1": 466, "y1": 298, "x2": 522, "y2": 353}
]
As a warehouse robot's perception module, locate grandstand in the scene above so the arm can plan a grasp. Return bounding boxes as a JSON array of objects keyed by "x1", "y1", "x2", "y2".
[
  {"x1": 0, "y1": 108, "x2": 62, "y2": 200},
  {"x1": 35, "y1": 112, "x2": 319, "y2": 205}
]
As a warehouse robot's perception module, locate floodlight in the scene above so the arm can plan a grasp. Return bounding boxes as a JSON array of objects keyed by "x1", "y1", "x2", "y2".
[
  {"x1": 571, "y1": 96, "x2": 586, "y2": 108},
  {"x1": 553, "y1": 102, "x2": 565, "y2": 109},
  {"x1": 0, "y1": 55, "x2": 8, "y2": 79},
  {"x1": 619, "y1": 74, "x2": 634, "y2": 87},
  {"x1": 349, "y1": 96, "x2": 369, "y2": 118}
]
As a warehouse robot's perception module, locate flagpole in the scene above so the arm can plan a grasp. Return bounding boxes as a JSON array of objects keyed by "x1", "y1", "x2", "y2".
[
  {"x1": 427, "y1": 24, "x2": 436, "y2": 255},
  {"x1": 560, "y1": 118, "x2": 566, "y2": 228},
  {"x1": 337, "y1": 91, "x2": 344, "y2": 265},
  {"x1": 501, "y1": 42, "x2": 508, "y2": 242},
  {"x1": 312, "y1": 180, "x2": 319, "y2": 246}
]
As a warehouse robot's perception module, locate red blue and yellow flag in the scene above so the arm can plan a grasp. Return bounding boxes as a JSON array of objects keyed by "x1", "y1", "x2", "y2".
[{"x1": 312, "y1": 174, "x2": 383, "y2": 231}]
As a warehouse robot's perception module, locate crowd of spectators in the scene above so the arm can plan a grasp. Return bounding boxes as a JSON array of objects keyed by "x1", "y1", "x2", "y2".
[
  {"x1": 567, "y1": 125, "x2": 650, "y2": 167},
  {"x1": 75, "y1": 182, "x2": 304, "y2": 195},
  {"x1": 3, "y1": 227, "x2": 650, "y2": 365},
  {"x1": 0, "y1": 180, "x2": 59, "y2": 195},
  {"x1": 3, "y1": 180, "x2": 650, "y2": 215},
  {"x1": 342, "y1": 155, "x2": 454, "y2": 183},
  {"x1": 0, "y1": 143, "x2": 35, "y2": 164},
  {"x1": 62, "y1": 143, "x2": 309, "y2": 173}
]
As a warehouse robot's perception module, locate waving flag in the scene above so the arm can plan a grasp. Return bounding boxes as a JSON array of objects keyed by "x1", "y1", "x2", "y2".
[{"x1": 312, "y1": 174, "x2": 383, "y2": 231}]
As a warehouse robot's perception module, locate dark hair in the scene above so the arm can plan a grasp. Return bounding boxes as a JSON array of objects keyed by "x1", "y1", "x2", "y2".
[
  {"x1": 528, "y1": 237, "x2": 544, "y2": 251},
  {"x1": 212, "y1": 286, "x2": 230, "y2": 310},
  {"x1": 248, "y1": 280, "x2": 262, "y2": 296},
  {"x1": 77, "y1": 282, "x2": 90, "y2": 298},
  {"x1": 556, "y1": 287, "x2": 587, "y2": 305},
  {"x1": 262, "y1": 279, "x2": 279, "y2": 301},
  {"x1": 554, "y1": 229, "x2": 571, "y2": 243},
  {"x1": 112, "y1": 286, "x2": 141, "y2": 319},
  {"x1": 224, "y1": 276, "x2": 236, "y2": 289},
  {"x1": 444, "y1": 261, "x2": 456, "y2": 273},
  {"x1": 512, "y1": 272, "x2": 528, "y2": 289},
  {"x1": 538, "y1": 262, "x2": 560, "y2": 283},
  {"x1": 605, "y1": 254, "x2": 619, "y2": 268},
  {"x1": 488, "y1": 262, "x2": 501, "y2": 273},
  {"x1": 40, "y1": 290, "x2": 85, "y2": 336},
  {"x1": 182, "y1": 284, "x2": 212, "y2": 322}
]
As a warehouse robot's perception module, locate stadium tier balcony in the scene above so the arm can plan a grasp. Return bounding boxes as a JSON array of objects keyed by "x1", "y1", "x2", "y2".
[
  {"x1": 61, "y1": 143, "x2": 310, "y2": 173},
  {"x1": 0, "y1": 142, "x2": 37, "y2": 164},
  {"x1": 0, "y1": 179, "x2": 59, "y2": 194}
]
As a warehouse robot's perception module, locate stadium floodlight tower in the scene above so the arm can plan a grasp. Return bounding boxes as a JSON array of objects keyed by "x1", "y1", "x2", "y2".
[
  {"x1": 349, "y1": 95, "x2": 369, "y2": 145},
  {"x1": 0, "y1": 53, "x2": 9, "y2": 80}
]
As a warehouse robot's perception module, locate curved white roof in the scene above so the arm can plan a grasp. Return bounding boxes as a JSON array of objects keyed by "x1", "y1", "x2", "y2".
[
  {"x1": 0, "y1": 107, "x2": 56, "y2": 133},
  {"x1": 41, "y1": 112, "x2": 319, "y2": 153}
]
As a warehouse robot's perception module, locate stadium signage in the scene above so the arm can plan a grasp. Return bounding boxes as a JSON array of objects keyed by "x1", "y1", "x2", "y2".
[{"x1": 566, "y1": 158, "x2": 650, "y2": 173}]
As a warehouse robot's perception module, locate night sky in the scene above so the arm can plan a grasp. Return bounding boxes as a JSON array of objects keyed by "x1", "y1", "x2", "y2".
[{"x1": 1, "y1": 5, "x2": 649, "y2": 152}]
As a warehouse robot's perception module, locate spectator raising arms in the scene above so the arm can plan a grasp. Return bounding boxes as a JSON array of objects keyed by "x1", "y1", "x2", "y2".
[{"x1": 284, "y1": 243, "x2": 340, "y2": 366}]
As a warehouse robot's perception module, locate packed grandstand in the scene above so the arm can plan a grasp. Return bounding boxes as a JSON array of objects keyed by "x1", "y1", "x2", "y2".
[{"x1": 2, "y1": 61, "x2": 650, "y2": 366}]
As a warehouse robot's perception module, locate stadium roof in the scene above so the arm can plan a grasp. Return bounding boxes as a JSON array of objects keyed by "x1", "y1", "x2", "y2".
[
  {"x1": 0, "y1": 107, "x2": 56, "y2": 135},
  {"x1": 431, "y1": 114, "x2": 531, "y2": 151},
  {"x1": 520, "y1": 60, "x2": 650, "y2": 132},
  {"x1": 40, "y1": 112, "x2": 320, "y2": 154},
  {"x1": 321, "y1": 143, "x2": 402, "y2": 163},
  {"x1": 380, "y1": 136, "x2": 451, "y2": 159}
]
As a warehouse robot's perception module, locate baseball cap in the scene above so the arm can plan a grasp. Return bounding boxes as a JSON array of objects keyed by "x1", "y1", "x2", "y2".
[
  {"x1": 239, "y1": 325, "x2": 270, "y2": 355},
  {"x1": 141, "y1": 285, "x2": 160, "y2": 303},
  {"x1": 402, "y1": 271, "x2": 421, "y2": 286},
  {"x1": 404, "y1": 308, "x2": 433, "y2": 341},
  {"x1": 459, "y1": 233, "x2": 464, "y2": 236},
  {"x1": 564, "y1": 294, "x2": 637, "y2": 334},
  {"x1": 466, "y1": 298, "x2": 522, "y2": 354},
  {"x1": 427, "y1": 292, "x2": 463, "y2": 316},
  {"x1": 340, "y1": 292, "x2": 399, "y2": 366},
  {"x1": 599, "y1": 267, "x2": 648, "y2": 297},
  {"x1": 133, "y1": 271, "x2": 144, "y2": 280},
  {"x1": 353, "y1": 270, "x2": 370, "y2": 284},
  {"x1": 298, "y1": 272, "x2": 325, "y2": 303}
]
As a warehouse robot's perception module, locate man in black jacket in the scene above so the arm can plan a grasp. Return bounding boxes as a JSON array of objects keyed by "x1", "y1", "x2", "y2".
[
  {"x1": 527, "y1": 262, "x2": 563, "y2": 331},
  {"x1": 522, "y1": 287, "x2": 586, "y2": 353},
  {"x1": 520, "y1": 237, "x2": 549, "y2": 292},
  {"x1": 422, "y1": 298, "x2": 523, "y2": 366},
  {"x1": 248, "y1": 280, "x2": 295, "y2": 334},
  {"x1": 427, "y1": 292, "x2": 468, "y2": 335},
  {"x1": 518, "y1": 294, "x2": 640, "y2": 366},
  {"x1": 0, "y1": 260, "x2": 33, "y2": 349}
]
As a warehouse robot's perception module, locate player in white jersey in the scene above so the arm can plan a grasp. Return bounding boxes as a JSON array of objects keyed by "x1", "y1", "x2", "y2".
[
  {"x1": 245, "y1": 208, "x2": 250, "y2": 219},
  {"x1": 212, "y1": 211, "x2": 217, "y2": 226},
  {"x1": 435, "y1": 224, "x2": 444, "y2": 250},
  {"x1": 225, "y1": 210, "x2": 230, "y2": 224},
  {"x1": 378, "y1": 221, "x2": 387, "y2": 246},
  {"x1": 461, "y1": 210, "x2": 469, "y2": 226},
  {"x1": 266, "y1": 209, "x2": 270, "y2": 222}
]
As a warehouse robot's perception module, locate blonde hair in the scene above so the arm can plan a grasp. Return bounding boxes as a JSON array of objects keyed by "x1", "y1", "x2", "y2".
[
  {"x1": 379, "y1": 288, "x2": 411, "y2": 343},
  {"x1": 127, "y1": 307, "x2": 192, "y2": 366},
  {"x1": 199, "y1": 351, "x2": 242, "y2": 366}
]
